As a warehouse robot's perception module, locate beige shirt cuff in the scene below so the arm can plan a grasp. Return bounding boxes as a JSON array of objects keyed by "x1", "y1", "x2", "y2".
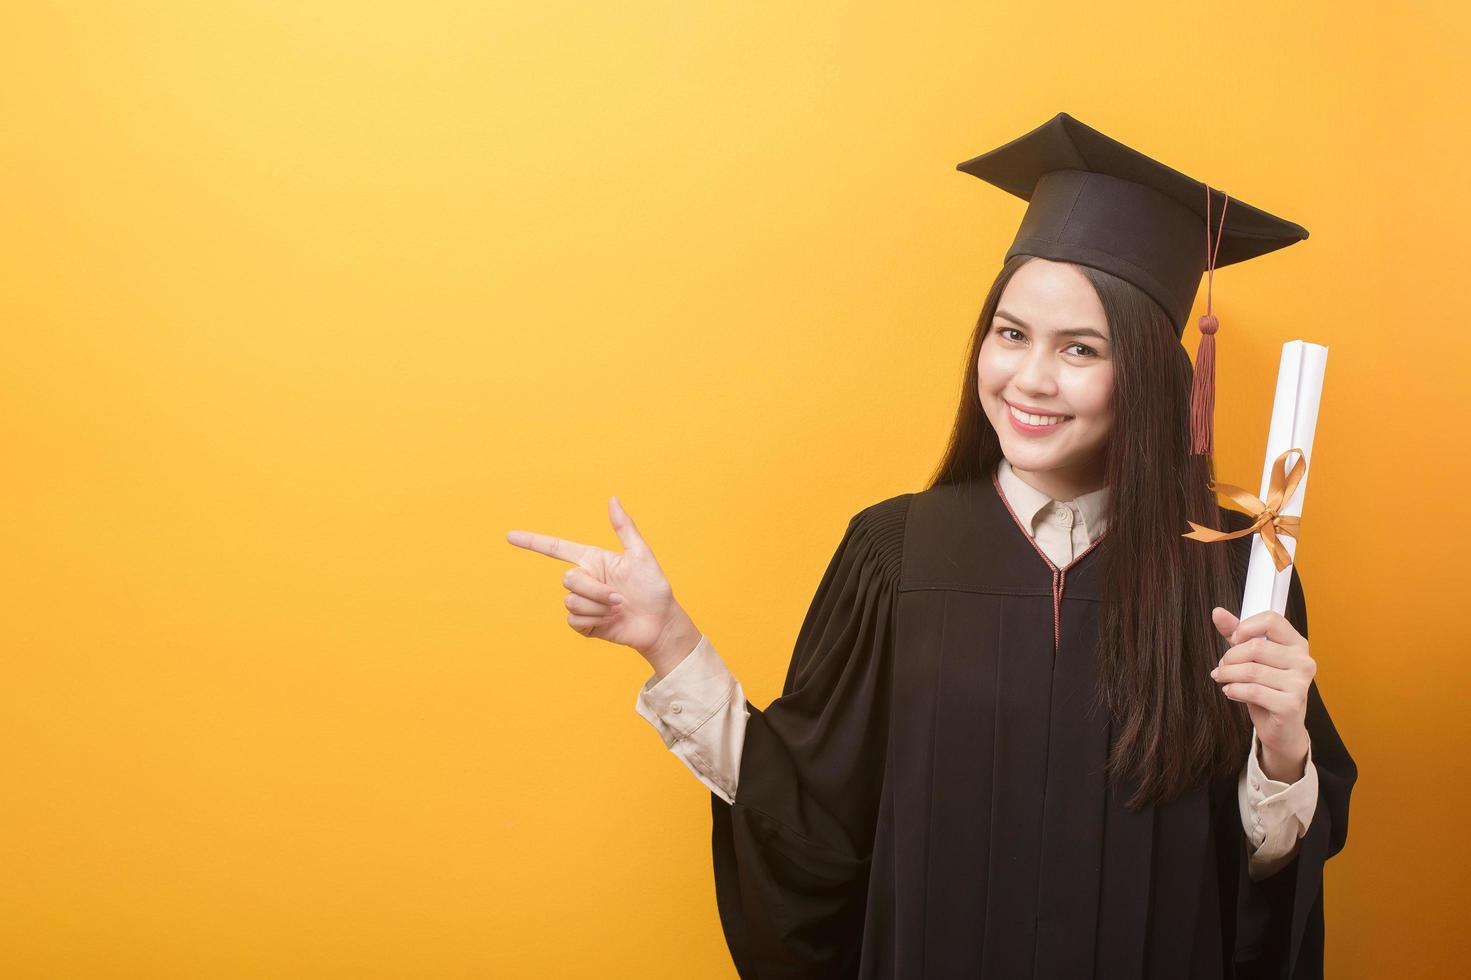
[
  {"x1": 635, "y1": 634, "x2": 748, "y2": 805},
  {"x1": 1239, "y1": 726, "x2": 1319, "y2": 881}
]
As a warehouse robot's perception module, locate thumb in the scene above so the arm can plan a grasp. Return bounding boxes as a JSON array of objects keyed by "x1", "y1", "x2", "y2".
[
  {"x1": 608, "y1": 495, "x2": 649, "y2": 555},
  {"x1": 1211, "y1": 605, "x2": 1239, "y2": 641}
]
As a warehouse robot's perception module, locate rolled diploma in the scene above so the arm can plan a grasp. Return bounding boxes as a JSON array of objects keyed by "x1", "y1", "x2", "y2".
[{"x1": 1239, "y1": 340, "x2": 1329, "y2": 620}]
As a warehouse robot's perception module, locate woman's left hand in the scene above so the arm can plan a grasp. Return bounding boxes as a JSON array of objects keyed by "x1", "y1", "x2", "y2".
[{"x1": 1210, "y1": 606, "x2": 1314, "y2": 779}]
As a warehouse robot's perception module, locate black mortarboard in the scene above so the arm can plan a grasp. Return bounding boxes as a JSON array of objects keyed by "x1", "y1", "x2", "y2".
[{"x1": 955, "y1": 112, "x2": 1310, "y2": 455}]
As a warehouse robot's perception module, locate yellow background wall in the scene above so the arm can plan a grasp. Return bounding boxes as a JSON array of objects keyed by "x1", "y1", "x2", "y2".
[{"x1": 4, "y1": 2, "x2": 1466, "y2": 976}]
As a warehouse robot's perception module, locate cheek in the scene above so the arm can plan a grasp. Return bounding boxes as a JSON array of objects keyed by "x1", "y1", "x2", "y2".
[
  {"x1": 1065, "y1": 370, "x2": 1114, "y2": 415},
  {"x1": 976, "y1": 346, "x2": 1008, "y2": 388}
]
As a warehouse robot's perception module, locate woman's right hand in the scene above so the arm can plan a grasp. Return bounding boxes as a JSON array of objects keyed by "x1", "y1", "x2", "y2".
[{"x1": 506, "y1": 495, "x2": 701, "y2": 676}]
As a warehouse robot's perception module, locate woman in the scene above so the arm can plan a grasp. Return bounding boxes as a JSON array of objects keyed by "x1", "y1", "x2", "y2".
[{"x1": 507, "y1": 114, "x2": 1356, "y2": 978}]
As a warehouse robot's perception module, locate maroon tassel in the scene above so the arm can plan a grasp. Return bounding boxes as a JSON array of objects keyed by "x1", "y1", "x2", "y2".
[
  {"x1": 1190, "y1": 313, "x2": 1218, "y2": 456},
  {"x1": 1191, "y1": 186, "x2": 1228, "y2": 458}
]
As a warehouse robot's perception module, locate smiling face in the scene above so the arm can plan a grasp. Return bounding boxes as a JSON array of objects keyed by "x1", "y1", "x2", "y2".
[{"x1": 977, "y1": 257, "x2": 1116, "y2": 501}]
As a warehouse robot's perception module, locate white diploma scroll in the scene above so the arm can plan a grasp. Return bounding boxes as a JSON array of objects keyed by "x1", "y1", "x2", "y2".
[{"x1": 1239, "y1": 340, "x2": 1329, "y2": 621}]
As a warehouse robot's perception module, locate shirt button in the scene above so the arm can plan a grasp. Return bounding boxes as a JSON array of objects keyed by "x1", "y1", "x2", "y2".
[
  {"x1": 671, "y1": 703, "x2": 682, "y2": 714},
  {"x1": 1251, "y1": 780, "x2": 1261, "y2": 791}
]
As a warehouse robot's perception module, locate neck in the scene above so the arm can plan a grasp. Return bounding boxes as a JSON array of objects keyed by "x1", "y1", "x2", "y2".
[{"x1": 1006, "y1": 459, "x2": 1107, "y2": 501}]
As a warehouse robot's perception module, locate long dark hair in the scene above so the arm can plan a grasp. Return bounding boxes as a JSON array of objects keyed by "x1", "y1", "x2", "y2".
[{"x1": 925, "y1": 253, "x2": 1251, "y2": 810}]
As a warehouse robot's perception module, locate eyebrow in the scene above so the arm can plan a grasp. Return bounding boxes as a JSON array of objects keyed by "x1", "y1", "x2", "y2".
[{"x1": 993, "y1": 309, "x2": 1110, "y2": 342}]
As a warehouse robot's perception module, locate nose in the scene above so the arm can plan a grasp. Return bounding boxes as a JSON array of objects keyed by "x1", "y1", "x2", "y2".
[{"x1": 1013, "y1": 344, "x2": 1059, "y2": 395}]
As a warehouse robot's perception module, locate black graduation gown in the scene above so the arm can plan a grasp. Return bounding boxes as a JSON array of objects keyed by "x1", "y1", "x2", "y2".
[{"x1": 710, "y1": 474, "x2": 1356, "y2": 979}]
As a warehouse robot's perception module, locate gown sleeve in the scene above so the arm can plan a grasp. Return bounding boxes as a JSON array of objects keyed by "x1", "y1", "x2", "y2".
[
  {"x1": 710, "y1": 495, "x2": 909, "y2": 980},
  {"x1": 1228, "y1": 561, "x2": 1358, "y2": 979}
]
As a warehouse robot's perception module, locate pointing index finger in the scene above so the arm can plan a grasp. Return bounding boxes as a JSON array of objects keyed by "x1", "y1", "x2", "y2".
[{"x1": 506, "y1": 529, "x2": 595, "y2": 565}]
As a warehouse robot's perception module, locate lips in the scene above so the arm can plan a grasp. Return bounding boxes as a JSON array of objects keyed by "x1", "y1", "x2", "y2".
[{"x1": 1005, "y1": 399, "x2": 1072, "y2": 419}]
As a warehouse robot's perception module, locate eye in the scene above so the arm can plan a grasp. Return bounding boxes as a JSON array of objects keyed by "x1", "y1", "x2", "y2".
[{"x1": 995, "y1": 326, "x2": 1098, "y2": 357}]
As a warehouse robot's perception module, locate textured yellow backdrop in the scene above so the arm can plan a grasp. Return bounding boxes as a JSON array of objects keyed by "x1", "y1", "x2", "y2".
[{"x1": 4, "y1": 2, "x2": 1467, "y2": 977}]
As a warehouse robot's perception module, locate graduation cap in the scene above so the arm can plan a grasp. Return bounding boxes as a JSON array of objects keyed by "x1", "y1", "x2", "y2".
[{"x1": 955, "y1": 112, "x2": 1309, "y2": 456}]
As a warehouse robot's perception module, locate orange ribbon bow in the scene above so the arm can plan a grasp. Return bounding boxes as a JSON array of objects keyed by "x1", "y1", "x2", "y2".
[{"x1": 1182, "y1": 448, "x2": 1306, "y2": 572}]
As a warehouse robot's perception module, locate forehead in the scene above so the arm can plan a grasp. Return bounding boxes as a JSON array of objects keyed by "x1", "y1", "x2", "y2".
[{"x1": 995, "y1": 258, "x2": 1109, "y2": 336}]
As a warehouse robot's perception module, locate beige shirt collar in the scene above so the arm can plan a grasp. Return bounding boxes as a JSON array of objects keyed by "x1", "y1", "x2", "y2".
[{"x1": 996, "y1": 457, "x2": 1111, "y2": 543}]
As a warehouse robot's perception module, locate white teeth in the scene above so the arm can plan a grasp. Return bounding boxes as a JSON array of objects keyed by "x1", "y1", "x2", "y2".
[{"x1": 1009, "y1": 405, "x2": 1068, "y2": 426}]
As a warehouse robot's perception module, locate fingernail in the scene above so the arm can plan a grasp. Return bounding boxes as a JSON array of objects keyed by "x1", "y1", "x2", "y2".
[
  {"x1": 1210, "y1": 668, "x2": 1218, "y2": 678},
  {"x1": 610, "y1": 593, "x2": 624, "y2": 603}
]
